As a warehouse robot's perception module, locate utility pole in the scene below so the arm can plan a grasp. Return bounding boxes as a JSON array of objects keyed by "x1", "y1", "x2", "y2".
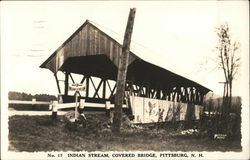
[{"x1": 112, "y1": 8, "x2": 136, "y2": 134}]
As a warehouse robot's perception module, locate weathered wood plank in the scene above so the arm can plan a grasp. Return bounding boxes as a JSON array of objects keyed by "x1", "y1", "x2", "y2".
[
  {"x1": 98, "y1": 32, "x2": 101, "y2": 54},
  {"x1": 79, "y1": 29, "x2": 82, "y2": 56},
  {"x1": 95, "y1": 29, "x2": 99, "y2": 54},
  {"x1": 57, "y1": 102, "x2": 127, "y2": 109},
  {"x1": 80, "y1": 29, "x2": 83, "y2": 55},
  {"x1": 105, "y1": 36, "x2": 110, "y2": 56},
  {"x1": 85, "y1": 76, "x2": 89, "y2": 97},
  {"x1": 90, "y1": 28, "x2": 95, "y2": 55},
  {"x1": 83, "y1": 27, "x2": 88, "y2": 56},
  {"x1": 93, "y1": 79, "x2": 103, "y2": 98},
  {"x1": 75, "y1": 32, "x2": 80, "y2": 56},
  {"x1": 102, "y1": 80, "x2": 106, "y2": 99},
  {"x1": 86, "y1": 24, "x2": 90, "y2": 56},
  {"x1": 54, "y1": 72, "x2": 61, "y2": 94},
  {"x1": 109, "y1": 41, "x2": 113, "y2": 62},
  {"x1": 100, "y1": 34, "x2": 105, "y2": 55},
  {"x1": 93, "y1": 29, "x2": 97, "y2": 54},
  {"x1": 64, "y1": 72, "x2": 69, "y2": 96}
]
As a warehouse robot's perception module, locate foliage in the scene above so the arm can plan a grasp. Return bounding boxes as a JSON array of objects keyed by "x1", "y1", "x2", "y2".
[
  {"x1": 8, "y1": 91, "x2": 57, "y2": 111},
  {"x1": 202, "y1": 96, "x2": 242, "y2": 140},
  {"x1": 9, "y1": 91, "x2": 33, "y2": 101},
  {"x1": 204, "y1": 96, "x2": 241, "y2": 114},
  {"x1": 215, "y1": 23, "x2": 240, "y2": 114},
  {"x1": 8, "y1": 91, "x2": 57, "y2": 101},
  {"x1": 199, "y1": 23, "x2": 243, "y2": 140}
]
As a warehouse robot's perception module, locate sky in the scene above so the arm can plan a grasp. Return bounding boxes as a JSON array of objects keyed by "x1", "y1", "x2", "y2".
[{"x1": 1, "y1": 1, "x2": 249, "y2": 97}]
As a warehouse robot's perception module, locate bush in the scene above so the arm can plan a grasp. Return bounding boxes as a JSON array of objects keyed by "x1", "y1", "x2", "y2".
[
  {"x1": 202, "y1": 96, "x2": 242, "y2": 140},
  {"x1": 198, "y1": 112, "x2": 241, "y2": 140}
]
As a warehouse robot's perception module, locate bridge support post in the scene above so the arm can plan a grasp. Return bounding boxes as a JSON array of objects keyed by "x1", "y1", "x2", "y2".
[
  {"x1": 58, "y1": 94, "x2": 63, "y2": 104},
  {"x1": 105, "y1": 101, "x2": 111, "y2": 117},
  {"x1": 80, "y1": 99, "x2": 85, "y2": 109},
  {"x1": 52, "y1": 101, "x2": 58, "y2": 119}
]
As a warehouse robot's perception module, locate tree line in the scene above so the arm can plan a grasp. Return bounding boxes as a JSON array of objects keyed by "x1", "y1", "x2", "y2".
[{"x1": 8, "y1": 91, "x2": 57, "y2": 102}]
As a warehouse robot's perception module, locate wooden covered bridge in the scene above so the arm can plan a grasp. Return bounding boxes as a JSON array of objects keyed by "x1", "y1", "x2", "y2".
[{"x1": 40, "y1": 20, "x2": 210, "y2": 120}]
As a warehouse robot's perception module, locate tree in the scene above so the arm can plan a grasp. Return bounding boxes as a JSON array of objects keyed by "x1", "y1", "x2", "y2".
[{"x1": 215, "y1": 23, "x2": 240, "y2": 115}]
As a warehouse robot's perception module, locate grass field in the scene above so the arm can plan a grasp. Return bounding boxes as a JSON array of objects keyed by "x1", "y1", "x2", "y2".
[{"x1": 8, "y1": 114, "x2": 242, "y2": 152}]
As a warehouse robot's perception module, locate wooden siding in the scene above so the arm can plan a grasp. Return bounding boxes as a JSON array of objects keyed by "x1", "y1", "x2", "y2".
[{"x1": 42, "y1": 22, "x2": 138, "y2": 73}]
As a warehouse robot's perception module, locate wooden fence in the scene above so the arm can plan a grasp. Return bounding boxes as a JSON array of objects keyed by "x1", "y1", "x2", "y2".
[{"x1": 8, "y1": 99, "x2": 126, "y2": 118}]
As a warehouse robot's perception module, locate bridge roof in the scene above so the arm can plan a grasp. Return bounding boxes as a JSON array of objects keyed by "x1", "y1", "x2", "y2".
[{"x1": 40, "y1": 20, "x2": 211, "y2": 93}]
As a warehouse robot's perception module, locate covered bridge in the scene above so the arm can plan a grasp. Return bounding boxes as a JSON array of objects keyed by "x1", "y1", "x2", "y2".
[{"x1": 40, "y1": 20, "x2": 210, "y2": 109}]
